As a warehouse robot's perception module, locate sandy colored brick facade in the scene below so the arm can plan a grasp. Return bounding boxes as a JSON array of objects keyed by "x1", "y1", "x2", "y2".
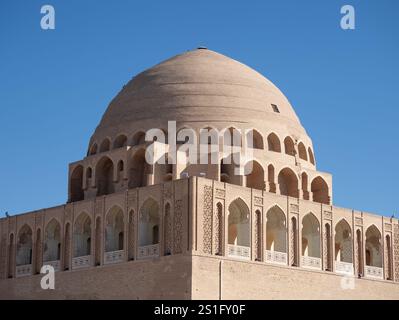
[{"x1": 0, "y1": 49, "x2": 398, "y2": 299}]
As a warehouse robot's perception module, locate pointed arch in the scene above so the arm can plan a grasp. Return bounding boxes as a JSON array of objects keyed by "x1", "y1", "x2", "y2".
[
  {"x1": 284, "y1": 137, "x2": 295, "y2": 156},
  {"x1": 88, "y1": 143, "x2": 98, "y2": 156},
  {"x1": 334, "y1": 219, "x2": 353, "y2": 263},
  {"x1": 266, "y1": 206, "x2": 287, "y2": 253},
  {"x1": 99, "y1": 138, "x2": 111, "y2": 153},
  {"x1": 228, "y1": 198, "x2": 250, "y2": 247},
  {"x1": 245, "y1": 160, "x2": 265, "y2": 190},
  {"x1": 16, "y1": 224, "x2": 33, "y2": 267},
  {"x1": 246, "y1": 129, "x2": 263, "y2": 149},
  {"x1": 105, "y1": 206, "x2": 124, "y2": 252},
  {"x1": 139, "y1": 198, "x2": 160, "y2": 247},
  {"x1": 113, "y1": 134, "x2": 127, "y2": 149},
  {"x1": 70, "y1": 165, "x2": 84, "y2": 202},
  {"x1": 298, "y1": 142, "x2": 308, "y2": 161},
  {"x1": 267, "y1": 133, "x2": 281, "y2": 153},
  {"x1": 302, "y1": 213, "x2": 321, "y2": 258},
  {"x1": 365, "y1": 225, "x2": 382, "y2": 268},
  {"x1": 311, "y1": 176, "x2": 330, "y2": 204},
  {"x1": 73, "y1": 212, "x2": 91, "y2": 258},
  {"x1": 132, "y1": 131, "x2": 146, "y2": 146},
  {"x1": 278, "y1": 167, "x2": 299, "y2": 198},
  {"x1": 96, "y1": 156, "x2": 115, "y2": 196},
  {"x1": 43, "y1": 219, "x2": 61, "y2": 263},
  {"x1": 129, "y1": 148, "x2": 152, "y2": 188}
]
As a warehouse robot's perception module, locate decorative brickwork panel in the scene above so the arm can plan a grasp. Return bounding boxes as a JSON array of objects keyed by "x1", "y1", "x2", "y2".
[
  {"x1": 214, "y1": 203, "x2": 223, "y2": 255},
  {"x1": 385, "y1": 223, "x2": 392, "y2": 232},
  {"x1": 323, "y1": 211, "x2": 332, "y2": 220},
  {"x1": 128, "y1": 210, "x2": 135, "y2": 260},
  {"x1": 215, "y1": 189, "x2": 225, "y2": 199},
  {"x1": 254, "y1": 211, "x2": 261, "y2": 261},
  {"x1": 95, "y1": 200, "x2": 103, "y2": 216},
  {"x1": 290, "y1": 204, "x2": 299, "y2": 214},
  {"x1": 323, "y1": 223, "x2": 332, "y2": 271},
  {"x1": 394, "y1": 224, "x2": 399, "y2": 282},
  {"x1": 163, "y1": 186, "x2": 172, "y2": 200},
  {"x1": 203, "y1": 186, "x2": 213, "y2": 255},
  {"x1": 355, "y1": 217, "x2": 363, "y2": 226},
  {"x1": 173, "y1": 200, "x2": 183, "y2": 254},
  {"x1": 254, "y1": 197, "x2": 263, "y2": 207},
  {"x1": 289, "y1": 217, "x2": 298, "y2": 266},
  {"x1": 164, "y1": 204, "x2": 173, "y2": 255},
  {"x1": 128, "y1": 191, "x2": 137, "y2": 209}
]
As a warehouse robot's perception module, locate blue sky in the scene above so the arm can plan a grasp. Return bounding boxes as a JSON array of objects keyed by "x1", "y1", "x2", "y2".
[{"x1": 0, "y1": 0, "x2": 398, "y2": 218}]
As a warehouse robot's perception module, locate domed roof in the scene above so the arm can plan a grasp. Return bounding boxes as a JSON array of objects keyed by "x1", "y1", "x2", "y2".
[{"x1": 89, "y1": 48, "x2": 310, "y2": 150}]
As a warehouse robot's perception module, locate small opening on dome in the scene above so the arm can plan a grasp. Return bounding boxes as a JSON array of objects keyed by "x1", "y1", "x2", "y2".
[{"x1": 271, "y1": 104, "x2": 280, "y2": 113}]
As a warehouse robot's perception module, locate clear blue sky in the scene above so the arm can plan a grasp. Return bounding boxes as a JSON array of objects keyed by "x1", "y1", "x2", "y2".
[{"x1": 0, "y1": 0, "x2": 398, "y2": 218}]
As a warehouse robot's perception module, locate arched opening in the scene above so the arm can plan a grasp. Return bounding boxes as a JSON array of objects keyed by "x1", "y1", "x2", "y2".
[
  {"x1": 43, "y1": 219, "x2": 61, "y2": 263},
  {"x1": 223, "y1": 127, "x2": 242, "y2": 148},
  {"x1": 267, "y1": 133, "x2": 281, "y2": 153},
  {"x1": 63, "y1": 223, "x2": 71, "y2": 270},
  {"x1": 129, "y1": 149, "x2": 152, "y2": 188},
  {"x1": 301, "y1": 172, "x2": 309, "y2": 200},
  {"x1": 128, "y1": 210, "x2": 135, "y2": 260},
  {"x1": 290, "y1": 217, "x2": 298, "y2": 266},
  {"x1": 228, "y1": 198, "x2": 250, "y2": 259},
  {"x1": 16, "y1": 225, "x2": 33, "y2": 275},
  {"x1": 385, "y1": 235, "x2": 392, "y2": 280},
  {"x1": 105, "y1": 206, "x2": 124, "y2": 253},
  {"x1": 215, "y1": 203, "x2": 223, "y2": 256},
  {"x1": 365, "y1": 225, "x2": 382, "y2": 268},
  {"x1": 278, "y1": 168, "x2": 299, "y2": 198},
  {"x1": 95, "y1": 217, "x2": 101, "y2": 266},
  {"x1": 302, "y1": 213, "x2": 321, "y2": 268},
  {"x1": 284, "y1": 137, "x2": 295, "y2": 156},
  {"x1": 8, "y1": 233, "x2": 15, "y2": 278},
  {"x1": 70, "y1": 165, "x2": 84, "y2": 202},
  {"x1": 220, "y1": 156, "x2": 241, "y2": 186},
  {"x1": 266, "y1": 206, "x2": 287, "y2": 265},
  {"x1": 139, "y1": 198, "x2": 160, "y2": 258},
  {"x1": 96, "y1": 157, "x2": 114, "y2": 196},
  {"x1": 99, "y1": 139, "x2": 111, "y2": 153},
  {"x1": 311, "y1": 176, "x2": 329, "y2": 204},
  {"x1": 245, "y1": 161, "x2": 265, "y2": 190},
  {"x1": 335, "y1": 220, "x2": 353, "y2": 263},
  {"x1": 132, "y1": 131, "x2": 146, "y2": 146},
  {"x1": 246, "y1": 129, "x2": 263, "y2": 149},
  {"x1": 113, "y1": 135, "x2": 127, "y2": 149},
  {"x1": 73, "y1": 213, "x2": 91, "y2": 258},
  {"x1": 356, "y1": 229, "x2": 363, "y2": 276},
  {"x1": 163, "y1": 203, "x2": 172, "y2": 255},
  {"x1": 298, "y1": 142, "x2": 308, "y2": 161},
  {"x1": 89, "y1": 143, "x2": 98, "y2": 156},
  {"x1": 308, "y1": 148, "x2": 315, "y2": 165},
  {"x1": 268, "y1": 164, "x2": 276, "y2": 193}
]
